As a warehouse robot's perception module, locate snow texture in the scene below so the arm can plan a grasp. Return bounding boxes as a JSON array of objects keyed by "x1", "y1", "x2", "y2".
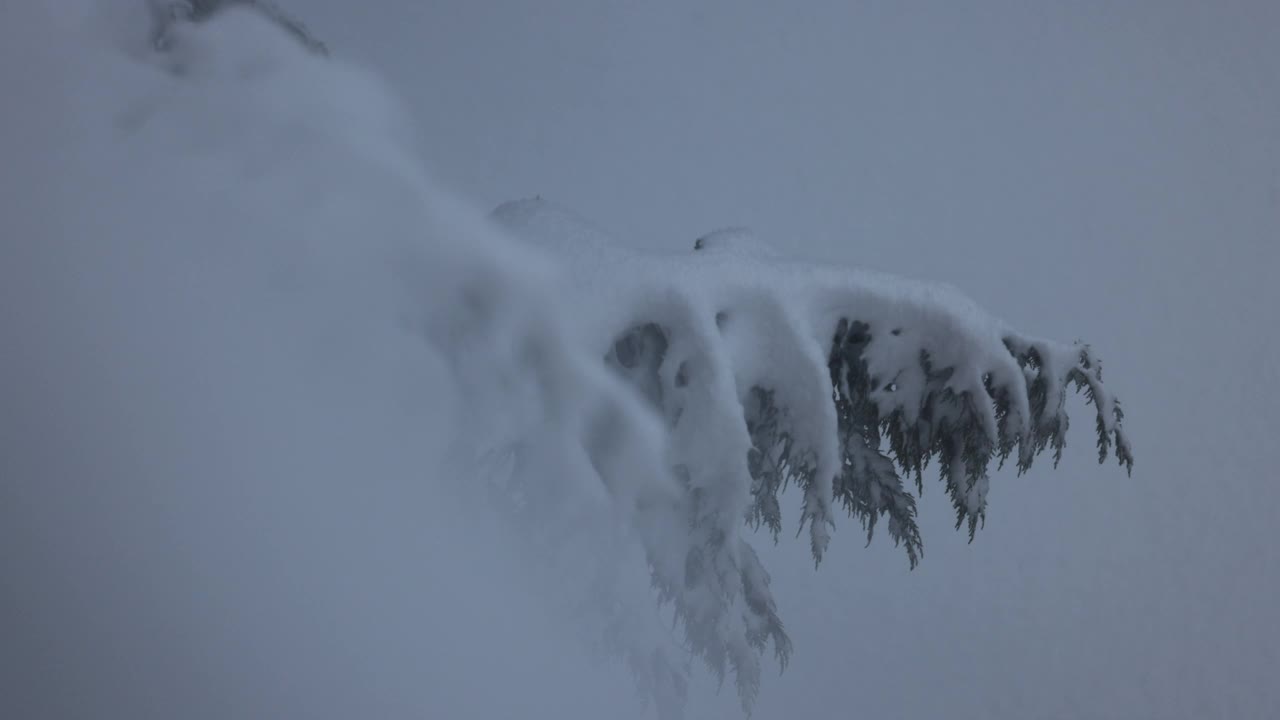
[
  {"x1": 1, "y1": 4, "x2": 677, "y2": 718},
  {"x1": 0, "y1": 3, "x2": 1134, "y2": 719}
]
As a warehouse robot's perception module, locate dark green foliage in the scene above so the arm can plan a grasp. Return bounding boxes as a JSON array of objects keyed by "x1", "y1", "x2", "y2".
[
  {"x1": 745, "y1": 317, "x2": 1133, "y2": 568},
  {"x1": 828, "y1": 320, "x2": 926, "y2": 563},
  {"x1": 1003, "y1": 337, "x2": 1135, "y2": 473},
  {"x1": 742, "y1": 387, "x2": 796, "y2": 539},
  {"x1": 608, "y1": 325, "x2": 793, "y2": 715},
  {"x1": 607, "y1": 303, "x2": 1133, "y2": 718}
]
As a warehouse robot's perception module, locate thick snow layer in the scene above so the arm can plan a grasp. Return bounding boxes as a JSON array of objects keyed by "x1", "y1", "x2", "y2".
[
  {"x1": 496, "y1": 197, "x2": 1130, "y2": 535},
  {"x1": 496, "y1": 196, "x2": 1132, "y2": 709},
  {"x1": 0, "y1": 5, "x2": 675, "y2": 718}
]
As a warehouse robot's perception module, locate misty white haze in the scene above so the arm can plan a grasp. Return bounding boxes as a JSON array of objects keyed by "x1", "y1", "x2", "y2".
[{"x1": 3, "y1": 2, "x2": 1277, "y2": 719}]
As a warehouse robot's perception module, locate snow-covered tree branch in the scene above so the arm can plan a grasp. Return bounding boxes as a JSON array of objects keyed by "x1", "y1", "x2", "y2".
[
  {"x1": 494, "y1": 198, "x2": 1133, "y2": 714},
  {"x1": 148, "y1": 0, "x2": 326, "y2": 54},
  {"x1": 3, "y1": 5, "x2": 1133, "y2": 719}
]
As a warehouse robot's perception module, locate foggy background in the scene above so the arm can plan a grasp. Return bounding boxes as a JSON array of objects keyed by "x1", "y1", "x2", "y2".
[
  {"x1": 298, "y1": 2, "x2": 1279, "y2": 717},
  {"x1": 3, "y1": 2, "x2": 1276, "y2": 719}
]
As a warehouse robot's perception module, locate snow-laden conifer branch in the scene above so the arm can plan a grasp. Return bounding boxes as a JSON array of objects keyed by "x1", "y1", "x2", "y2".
[
  {"x1": 47, "y1": 5, "x2": 1133, "y2": 718},
  {"x1": 494, "y1": 197, "x2": 1133, "y2": 712}
]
